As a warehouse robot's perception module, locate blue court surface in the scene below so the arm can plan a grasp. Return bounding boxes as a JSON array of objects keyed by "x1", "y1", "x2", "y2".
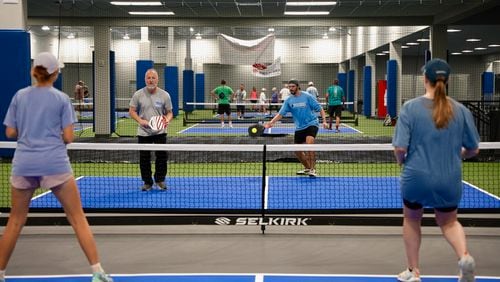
[
  {"x1": 5, "y1": 274, "x2": 500, "y2": 282},
  {"x1": 29, "y1": 176, "x2": 500, "y2": 210},
  {"x1": 179, "y1": 123, "x2": 360, "y2": 135}
]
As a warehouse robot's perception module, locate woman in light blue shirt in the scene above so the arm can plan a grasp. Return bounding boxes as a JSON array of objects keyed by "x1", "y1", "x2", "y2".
[
  {"x1": 392, "y1": 59, "x2": 479, "y2": 282},
  {"x1": 1, "y1": 52, "x2": 113, "y2": 282}
]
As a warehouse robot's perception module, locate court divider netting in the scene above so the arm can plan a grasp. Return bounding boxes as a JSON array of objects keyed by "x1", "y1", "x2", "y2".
[{"x1": 0, "y1": 141, "x2": 499, "y2": 229}]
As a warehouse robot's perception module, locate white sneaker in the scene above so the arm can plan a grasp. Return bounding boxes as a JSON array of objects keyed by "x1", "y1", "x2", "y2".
[
  {"x1": 221, "y1": 124, "x2": 225, "y2": 128},
  {"x1": 397, "y1": 268, "x2": 421, "y2": 282},
  {"x1": 308, "y1": 169, "x2": 318, "y2": 177},
  {"x1": 92, "y1": 272, "x2": 113, "y2": 282},
  {"x1": 229, "y1": 123, "x2": 233, "y2": 128},
  {"x1": 458, "y1": 255, "x2": 475, "y2": 282},
  {"x1": 296, "y1": 169, "x2": 310, "y2": 175}
]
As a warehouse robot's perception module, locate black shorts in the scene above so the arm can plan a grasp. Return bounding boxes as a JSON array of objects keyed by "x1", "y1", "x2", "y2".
[
  {"x1": 217, "y1": 104, "x2": 231, "y2": 115},
  {"x1": 236, "y1": 105, "x2": 245, "y2": 113},
  {"x1": 403, "y1": 199, "x2": 457, "y2": 213},
  {"x1": 328, "y1": 105, "x2": 343, "y2": 118},
  {"x1": 294, "y1": 125, "x2": 319, "y2": 144}
]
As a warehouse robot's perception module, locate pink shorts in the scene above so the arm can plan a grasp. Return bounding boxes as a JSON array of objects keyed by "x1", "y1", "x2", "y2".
[{"x1": 10, "y1": 173, "x2": 73, "y2": 190}]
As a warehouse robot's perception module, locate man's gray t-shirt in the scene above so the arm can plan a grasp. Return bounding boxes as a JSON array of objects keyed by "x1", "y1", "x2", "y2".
[{"x1": 129, "y1": 87, "x2": 173, "y2": 136}]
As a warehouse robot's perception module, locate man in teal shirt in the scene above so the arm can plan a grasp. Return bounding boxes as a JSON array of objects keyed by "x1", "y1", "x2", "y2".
[
  {"x1": 325, "y1": 79, "x2": 345, "y2": 132},
  {"x1": 211, "y1": 79, "x2": 234, "y2": 128}
]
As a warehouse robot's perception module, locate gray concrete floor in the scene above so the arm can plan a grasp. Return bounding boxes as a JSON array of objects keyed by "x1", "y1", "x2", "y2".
[{"x1": 2, "y1": 225, "x2": 499, "y2": 277}]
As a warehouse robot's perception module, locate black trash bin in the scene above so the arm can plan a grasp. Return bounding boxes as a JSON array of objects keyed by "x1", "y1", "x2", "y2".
[{"x1": 489, "y1": 110, "x2": 500, "y2": 141}]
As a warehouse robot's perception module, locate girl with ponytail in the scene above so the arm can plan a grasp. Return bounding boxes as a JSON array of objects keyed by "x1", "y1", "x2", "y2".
[{"x1": 392, "y1": 58, "x2": 480, "y2": 282}]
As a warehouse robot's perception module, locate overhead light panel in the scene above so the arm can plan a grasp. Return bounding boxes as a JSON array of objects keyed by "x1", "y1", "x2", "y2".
[
  {"x1": 447, "y1": 29, "x2": 461, "y2": 33},
  {"x1": 406, "y1": 42, "x2": 419, "y2": 46},
  {"x1": 416, "y1": 38, "x2": 429, "y2": 42},
  {"x1": 286, "y1": 1, "x2": 337, "y2": 6},
  {"x1": 236, "y1": 2, "x2": 261, "y2": 6},
  {"x1": 451, "y1": 52, "x2": 462, "y2": 55},
  {"x1": 474, "y1": 47, "x2": 487, "y2": 50},
  {"x1": 284, "y1": 11, "x2": 330, "y2": 15},
  {"x1": 41, "y1": 25, "x2": 50, "y2": 31},
  {"x1": 462, "y1": 50, "x2": 473, "y2": 53},
  {"x1": 129, "y1": 11, "x2": 175, "y2": 15},
  {"x1": 268, "y1": 28, "x2": 275, "y2": 32},
  {"x1": 111, "y1": 1, "x2": 162, "y2": 6},
  {"x1": 488, "y1": 44, "x2": 500, "y2": 47},
  {"x1": 466, "y1": 38, "x2": 481, "y2": 42}
]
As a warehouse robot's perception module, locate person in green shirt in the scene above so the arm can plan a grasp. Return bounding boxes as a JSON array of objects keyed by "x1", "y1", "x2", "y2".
[
  {"x1": 211, "y1": 79, "x2": 234, "y2": 128},
  {"x1": 325, "y1": 79, "x2": 345, "y2": 132}
]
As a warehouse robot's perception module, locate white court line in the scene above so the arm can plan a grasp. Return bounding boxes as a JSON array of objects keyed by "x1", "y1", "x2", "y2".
[
  {"x1": 31, "y1": 176, "x2": 85, "y2": 201},
  {"x1": 177, "y1": 123, "x2": 199, "y2": 134},
  {"x1": 463, "y1": 180, "x2": 500, "y2": 201},
  {"x1": 264, "y1": 176, "x2": 269, "y2": 209},
  {"x1": 340, "y1": 122, "x2": 363, "y2": 133}
]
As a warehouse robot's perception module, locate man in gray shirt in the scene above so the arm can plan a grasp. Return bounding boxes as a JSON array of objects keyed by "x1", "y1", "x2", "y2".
[{"x1": 129, "y1": 69, "x2": 173, "y2": 191}]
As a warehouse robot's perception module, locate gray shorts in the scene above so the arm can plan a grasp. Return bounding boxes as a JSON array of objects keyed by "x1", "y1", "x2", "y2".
[{"x1": 10, "y1": 173, "x2": 73, "y2": 190}]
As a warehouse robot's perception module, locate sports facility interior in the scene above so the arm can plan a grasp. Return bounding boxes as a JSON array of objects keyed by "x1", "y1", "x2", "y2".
[{"x1": 0, "y1": 0, "x2": 499, "y2": 281}]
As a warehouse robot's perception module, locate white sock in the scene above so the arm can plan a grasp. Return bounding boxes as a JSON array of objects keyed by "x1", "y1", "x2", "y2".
[
  {"x1": 0, "y1": 269, "x2": 5, "y2": 279},
  {"x1": 91, "y1": 263, "x2": 104, "y2": 273}
]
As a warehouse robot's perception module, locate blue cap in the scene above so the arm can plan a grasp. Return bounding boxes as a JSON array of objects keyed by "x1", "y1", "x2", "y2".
[{"x1": 422, "y1": 58, "x2": 450, "y2": 83}]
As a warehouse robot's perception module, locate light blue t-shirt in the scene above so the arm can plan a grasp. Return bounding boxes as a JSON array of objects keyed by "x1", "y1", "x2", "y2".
[
  {"x1": 3, "y1": 86, "x2": 76, "y2": 176},
  {"x1": 392, "y1": 96, "x2": 479, "y2": 208},
  {"x1": 278, "y1": 91, "x2": 323, "y2": 131}
]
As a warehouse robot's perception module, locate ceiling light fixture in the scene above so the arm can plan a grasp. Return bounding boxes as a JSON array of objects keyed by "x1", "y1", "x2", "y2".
[
  {"x1": 284, "y1": 11, "x2": 330, "y2": 15},
  {"x1": 406, "y1": 42, "x2": 419, "y2": 46},
  {"x1": 401, "y1": 46, "x2": 410, "y2": 49},
  {"x1": 376, "y1": 53, "x2": 387, "y2": 56},
  {"x1": 268, "y1": 28, "x2": 275, "y2": 32},
  {"x1": 451, "y1": 52, "x2": 462, "y2": 55},
  {"x1": 41, "y1": 25, "x2": 50, "y2": 31},
  {"x1": 128, "y1": 11, "x2": 175, "y2": 15},
  {"x1": 111, "y1": 1, "x2": 162, "y2": 6},
  {"x1": 462, "y1": 50, "x2": 473, "y2": 53},
  {"x1": 286, "y1": 1, "x2": 337, "y2": 6},
  {"x1": 329, "y1": 27, "x2": 336, "y2": 31},
  {"x1": 67, "y1": 33, "x2": 75, "y2": 39},
  {"x1": 123, "y1": 34, "x2": 130, "y2": 40},
  {"x1": 237, "y1": 2, "x2": 261, "y2": 6},
  {"x1": 447, "y1": 29, "x2": 461, "y2": 32},
  {"x1": 488, "y1": 44, "x2": 500, "y2": 47},
  {"x1": 416, "y1": 38, "x2": 429, "y2": 42},
  {"x1": 474, "y1": 47, "x2": 487, "y2": 50},
  {"x1": 466, "y1": 38, "x2": 481, "y2": 42}
]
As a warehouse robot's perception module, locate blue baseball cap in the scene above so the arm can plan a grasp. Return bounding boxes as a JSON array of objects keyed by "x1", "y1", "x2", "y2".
[{"x1": 422, "y1": 58, "x2": 450, "y2": 83}]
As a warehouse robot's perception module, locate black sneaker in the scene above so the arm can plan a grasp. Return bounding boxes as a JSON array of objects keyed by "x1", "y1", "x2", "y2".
[
  {"x1": 141, "y1": 184, "x2": 152, "y2": 191},
  {"x1": 156, "y1": 182, "x2": 167, "y2": 190}
]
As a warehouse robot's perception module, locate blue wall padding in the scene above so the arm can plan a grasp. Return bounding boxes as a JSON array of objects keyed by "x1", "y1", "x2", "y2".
[
  {"x1": 425, "y1": 50, "x2": 431, "y2": 64},
  {"x1": 183, "y1": 70, "x2": 195, "y2": 113},
  {"x1": 136, "y1": 60, "x2": 154, "y2": 90},
  {"x1": 337, "y1": 72, "x2": 347, "y2": 97},
  {"x1": 195, "y1": 73, "x2": 205, "y2": 110},
  {"x1": 363, "y1": 66, "x2": 372, "y2": 117},
  {"x1": 165, "y1": 66, "x2": 179, "y2": 117},
  {"x1": 54, "y1": 73, "x2": 63, "y2": 90},
  {"x1": 347, "y1": 70, "x2": 355, "y2": 112},
  {"x1": 386, "y1": 60, "x2": 398, "y2": 117},
  {"x1": 0, "y1": 30, "x2": 31, "y2": 157},
  {"x1": 110, "y1": 51, "x2": 116, "y2": 133},
  {"x1": 482, "y1": 72, "x2": 494, "y2": 99}
]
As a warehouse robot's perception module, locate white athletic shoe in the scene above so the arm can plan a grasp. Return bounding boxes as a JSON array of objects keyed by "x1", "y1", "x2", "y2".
[
  {"x1": 92, "y1": 272, "x2": 113, "y2": 282},
  {"x1": 229, "y1": 123, "x2": 233, "y2": 128},
  {"x1": 458, "y1": 255, "x2": 476, "y2": 282},
  {"x1": 397, "y1": 268, "x2": 421, "y2": 282},
  {"x1": 296, "y1": 169, "x2": 310, "y2": 175},
  {"x1": 308, "y1": 169, "x2": 318, "y2": 177},
  {"x1": 221, "y1": 123, "x2": 225, "y2": 128}
]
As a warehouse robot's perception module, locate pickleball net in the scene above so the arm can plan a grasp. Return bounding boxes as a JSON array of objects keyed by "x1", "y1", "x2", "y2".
[{"x1": 0, "y1": 142, "x2": 498, "y2": 213}]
